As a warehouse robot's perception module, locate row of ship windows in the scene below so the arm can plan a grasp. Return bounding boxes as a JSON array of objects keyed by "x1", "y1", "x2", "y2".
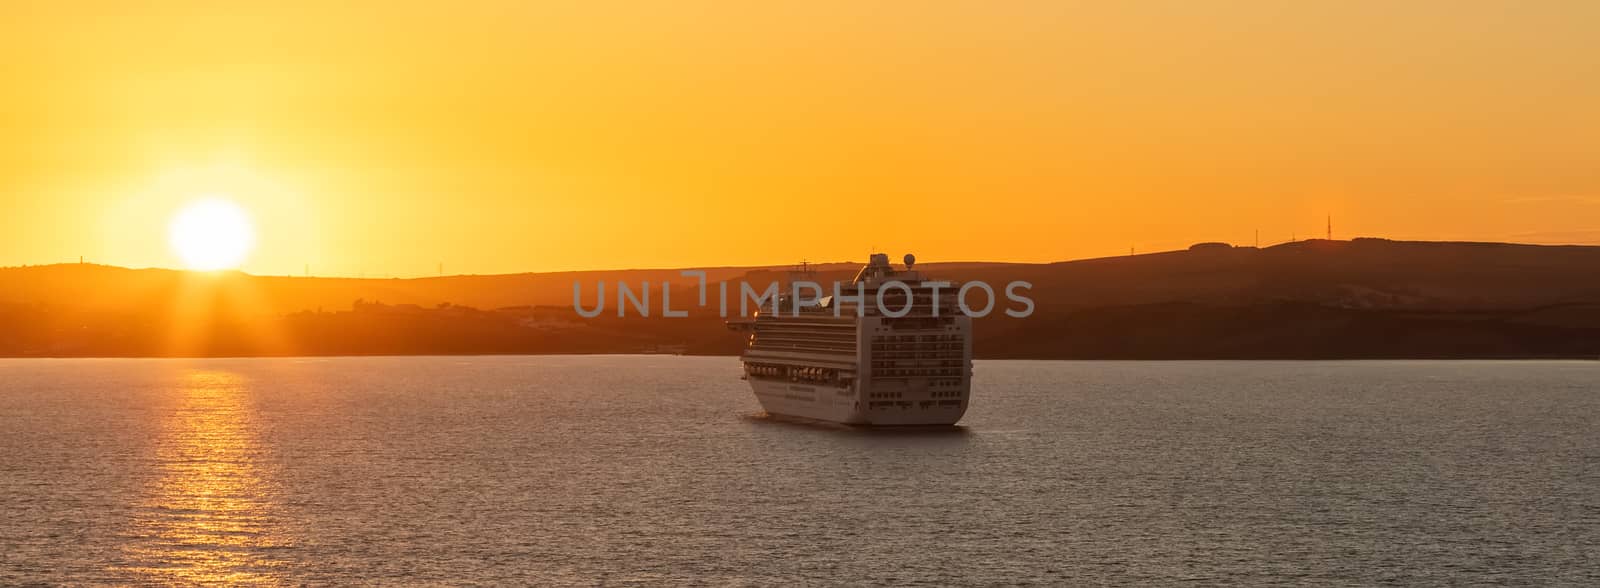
[
  {"x1": 871, "y1": 343, "x2": 964, "y2": 352},
  {"x1": 871, "y1": 360, "x2": 964, "y2": 368},
  {"x1": 756, "y1": 331, "x2": 856, "y2": 339},
  {"x1": 751, "y1": 336, "x2": 855, "y2": 346},
  {"x1": 757, "y1": 333, "x2": 856, "y2": 341},
  {"x1": 871, "y1": 390, "x2": 960, "y2": 400},
  {"x1": 753, "y1": 343, "x2": 857, "y2": 353},
  {"x1": 745, "y1": 364, "x2": 849, "y2": 385},
  {"x1": 867, "y1": 400, "x2": 963, "y2": 409},
  {"x1": 871, "y1": 354, "x2": 965, "y2": 362},
  {"x1": 872, "y1": 368, "x2": 965, "y2": 378},
  {"x1": 871, "y1": 334, "x2": 964, "y2": 343},
  {"x1": 875, "y1": 317, "x2": 961, "y2": 328}
]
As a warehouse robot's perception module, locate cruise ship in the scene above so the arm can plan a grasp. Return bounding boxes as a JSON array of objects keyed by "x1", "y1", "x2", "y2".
[{"x1": 732, "y1": 253, "x2": 972, "y2": 426}]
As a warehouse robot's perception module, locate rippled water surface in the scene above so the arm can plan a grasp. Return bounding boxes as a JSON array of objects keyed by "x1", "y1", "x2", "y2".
[{"x1": 2, "y1": 357, "x2": 1596, "y2": 585}]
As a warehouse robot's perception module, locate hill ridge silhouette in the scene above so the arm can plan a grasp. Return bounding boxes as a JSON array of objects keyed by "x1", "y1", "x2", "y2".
[{"x1": 4, "y1": 239, "x2": 1600, "y2": 358}]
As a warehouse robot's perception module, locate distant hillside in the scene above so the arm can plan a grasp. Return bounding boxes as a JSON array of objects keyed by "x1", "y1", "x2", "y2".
[
  {"x1": 0, "y1": 261, "x2": 1012, "y2": 315},
  {"x1": 3, "y1": 239, "x2": 1600, "y2": 358}
]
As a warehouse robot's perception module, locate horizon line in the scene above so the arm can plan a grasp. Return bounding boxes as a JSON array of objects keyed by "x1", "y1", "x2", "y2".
[{"x1": 6, "y1": 237, "x2": 1599, "y2": 280}]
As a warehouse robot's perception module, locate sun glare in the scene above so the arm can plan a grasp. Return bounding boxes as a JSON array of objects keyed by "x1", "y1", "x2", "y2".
[{"x1": 169, "y1": 198, "x2": 256, "y2": 271}]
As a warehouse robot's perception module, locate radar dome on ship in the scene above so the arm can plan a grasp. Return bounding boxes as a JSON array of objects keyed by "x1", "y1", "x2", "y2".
[{"x1": 903, "y1": 253, "x2": 915, "y2": 268}]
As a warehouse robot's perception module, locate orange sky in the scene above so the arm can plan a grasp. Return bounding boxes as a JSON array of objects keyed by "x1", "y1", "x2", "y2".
[{"x1": 3, "y1": 1, "x2": 1598, "y2": 276}]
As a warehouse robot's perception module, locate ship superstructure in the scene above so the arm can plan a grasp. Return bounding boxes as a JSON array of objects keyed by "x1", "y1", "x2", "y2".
[{"x1": 733, "y1": 253, "x2": 971, "y2": 426}]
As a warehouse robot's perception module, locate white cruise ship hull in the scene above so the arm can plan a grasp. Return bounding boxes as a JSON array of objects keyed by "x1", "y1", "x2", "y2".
[
  {"x1": 734, "y1": 253, "x2": 974, "y2": 427},
  {"x1": 748, "y1": 378, "x2": 969, "y2": 426},
  {"x1": 749, "y1": 379, "x2": 863, "y2": 424}
]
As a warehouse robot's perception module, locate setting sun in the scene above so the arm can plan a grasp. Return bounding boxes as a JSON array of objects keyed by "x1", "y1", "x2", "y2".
[{"x1": 169, "y1": 198, "x2": 256, "y2": 271}]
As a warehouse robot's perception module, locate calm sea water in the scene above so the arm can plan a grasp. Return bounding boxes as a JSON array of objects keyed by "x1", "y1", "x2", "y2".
[{"x1": 1, "y1": 357, "x2": 1595, "y2": 585}]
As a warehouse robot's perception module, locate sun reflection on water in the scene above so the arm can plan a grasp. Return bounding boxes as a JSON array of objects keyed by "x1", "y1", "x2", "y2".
[{"x1": 116, "y1": 369, "x2": 292, "y2": 584}]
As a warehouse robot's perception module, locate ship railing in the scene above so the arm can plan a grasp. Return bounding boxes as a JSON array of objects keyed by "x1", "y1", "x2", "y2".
[
  {"x1": 751, "y1": 344, "x2": 857, "y2": 355},
  {"x1": 756, "y1": 318, "x2": 858, "y2": 328},
  {"x1": 747, "y1": 345, "x2": 859, "y2": 359},
  {"x1": 755, "y1": 333, "x2": 858, "y2": 346}
]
